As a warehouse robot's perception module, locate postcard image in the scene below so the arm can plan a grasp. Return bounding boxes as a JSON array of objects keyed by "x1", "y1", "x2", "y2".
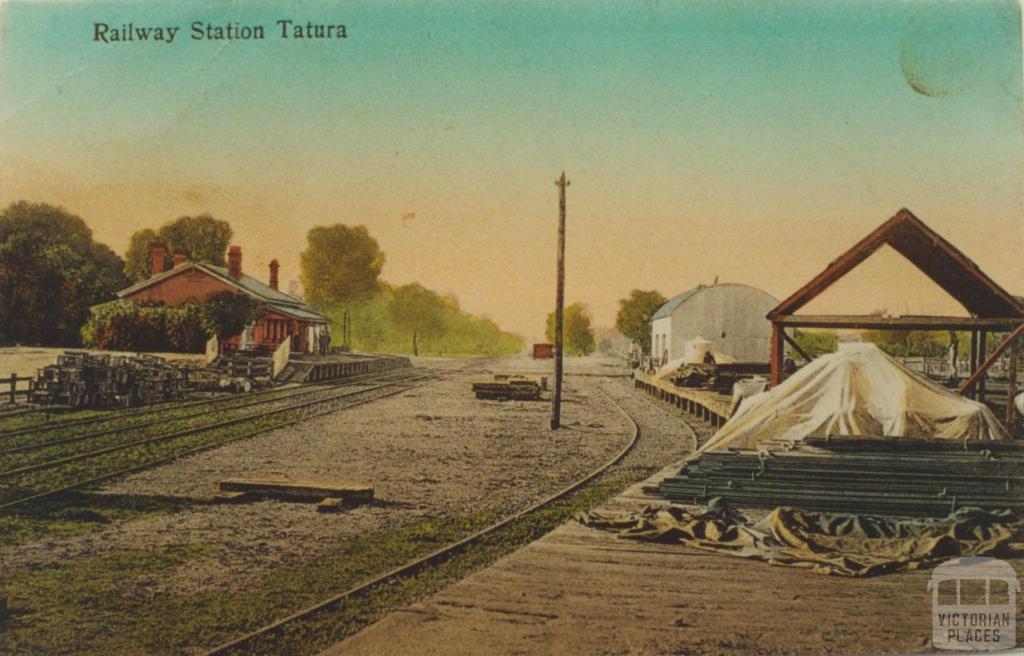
[{"x1": 0, "y1": 1, "x2": 1022, "y2": 655}]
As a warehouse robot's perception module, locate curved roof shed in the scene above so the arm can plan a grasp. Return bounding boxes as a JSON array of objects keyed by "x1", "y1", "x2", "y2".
[{"x1": 650, "y1": 283, "x2": 778, "y2": 363}]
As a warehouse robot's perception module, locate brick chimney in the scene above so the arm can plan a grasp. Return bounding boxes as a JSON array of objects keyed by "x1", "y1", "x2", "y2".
[
  {"x1": 172, "y1": 251, "x2": 188, "y2": 267},
  {"x1": 269, "y1": 259, "x2": 280, "y2": 290},
  {"x1": 150, "y1": 243, "x2": 167, "y2": 277},
  {"x1": 227, "y1": 245, "x2": 242, "y2": 280}
]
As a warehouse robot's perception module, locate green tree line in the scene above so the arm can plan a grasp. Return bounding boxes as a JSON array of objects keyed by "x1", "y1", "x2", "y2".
[
  {"x1": 0, "y1": 202, "x2": 128, "y2": 346},
  {"x1": 124, "y1": 215, "x2": 233, "y2": 282},
  {"x1": 544, "y1": 302, "x2": 597, "y2": 356},
  {"x1": 2, "y1": 202, "x2": 522, "y2": 357},
  {"x1": 299, "y1": 224, "x2": 522, "y2": 357},
  {"x1": 792, "y1": 328, "x2": 1022, "y2": 363}
]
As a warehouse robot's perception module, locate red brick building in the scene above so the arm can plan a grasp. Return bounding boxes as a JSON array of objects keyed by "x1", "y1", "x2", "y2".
[{"x1": 117, "y1": 244, "x2": 329, "y2": 354}]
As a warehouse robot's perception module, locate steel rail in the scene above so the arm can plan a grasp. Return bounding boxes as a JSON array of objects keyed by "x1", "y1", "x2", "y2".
[
  {"x1": 0, "y1": 406, "x2": 40, "y2": 420},
  {"x1": 0, "y1": 367, "x2": 411, "y2": 441},
  {"x1": 0, "y1": 378, "x2": 430, "y2": 512},
  {"x1": 0, "y1": 369, "x2": 417, "y2": 456},
  {"x1": 0, "y1": 374, "x2": 434, "y2": 481},
  {"x1": 200, "y1": 385, "x2": 641, "y2": 656}
]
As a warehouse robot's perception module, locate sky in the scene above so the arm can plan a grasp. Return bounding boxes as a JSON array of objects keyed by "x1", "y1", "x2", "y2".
[{"x1": 1, "y1": 0, "x2": 1022, "y2": 341}]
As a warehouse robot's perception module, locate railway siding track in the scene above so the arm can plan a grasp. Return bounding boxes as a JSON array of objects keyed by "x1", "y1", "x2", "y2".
[
  {"x1": 0, "y1": 368, "x2": 418, "y2": 442},
  {"x1": 200, "y1": 385, "x2": 642, "y2": 656},
  {"x1": 0, "y1": 372, "x2": 435, "y2": 511},
  {"x1": 0, "y1": 369, "x2": 421, "y2": 458}
]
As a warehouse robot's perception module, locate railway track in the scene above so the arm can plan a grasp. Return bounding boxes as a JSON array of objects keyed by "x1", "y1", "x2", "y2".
[
  {"x1": 0, "y1": 369, "x2": 419, "y2": 457},
  {"x1": 0, "y1": 371, "x2": 436, "y2": 512},
  {"x1": 200, "y1": 385, "x2": 641, "y2": 656},
  {"x1": 0, "y1": 367, "x2": 414, "y2": 441},
  {"x1": 0, "y1": 406, "x2": 40, "y2": 420}
]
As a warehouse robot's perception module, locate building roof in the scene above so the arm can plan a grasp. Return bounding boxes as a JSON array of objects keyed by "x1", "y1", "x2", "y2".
[
  {"x1": 769, "y1": 208, "x2": 1024, "y2": 321},
  {"x1": 265, "y1": 302, "x2": 328, "y2": 321},
  {"x1": 117, "y1": 261, "x2": 328, "y2": 323},
  {"x1": 652, "y1": 283, "x2": 778, "y2": 321},
  {"x1": 652, "y1": 287, "x2": 702, "y2": 320}
]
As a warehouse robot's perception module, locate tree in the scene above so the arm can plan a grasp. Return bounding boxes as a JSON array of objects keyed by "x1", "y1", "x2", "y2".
[
  {"x1": 158, "y1": 214, "x2": 233, "y2": 266},
  {"x1": 203, "y1": 291, "x2": 262, "y2": 338},
  {"x1": 546, "y1": 302, "x2": 596, "y2": 356},
  {"x1": 615, "y1": 289, "x2": 667, "y2": 354},
  {"x1": 123, "y1": 215, "x2": 232, "y2": 282},
  {"x1": 124, "y1": 228, "x2": 161, "y2": 282},
  {"x1": 390, "y1": 283, "x2": 446, "y2": 355},
  {"x1": 0, "y1": 201, "x2": 128, "y2": 346},
  {"x1": 792, "y1": 329, "x2": 838, "y2": 358},
  {"x1": 300, "y1": 224, "x2": 385, "y2": 310}
]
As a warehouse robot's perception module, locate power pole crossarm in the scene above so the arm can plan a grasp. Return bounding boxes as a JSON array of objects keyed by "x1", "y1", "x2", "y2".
[{"x1": 551, "y1": 171, "x2": 570, "y2": 430}]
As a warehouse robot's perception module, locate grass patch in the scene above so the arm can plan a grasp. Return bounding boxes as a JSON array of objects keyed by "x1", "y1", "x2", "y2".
[
  {"x1": 226, "y1": 465, "x2": 656, "y2": 656},
  {"x1": 0, "y1": 462, "x2": 656, "y2": 656},
  {"x1": 0, "y1": 543, "x2": 218, "y2": 656},
  {"x1": 0, "y1": 492, "x2": 203, "y2": 546}
]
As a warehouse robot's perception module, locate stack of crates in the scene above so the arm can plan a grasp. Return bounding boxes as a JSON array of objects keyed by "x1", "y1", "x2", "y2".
[
  {"x1": 221, "y1": 352, "x2": 273, "y2": 380},
  {"x1": 30, "y1": 352, "x2": 191, "y2": 409}
]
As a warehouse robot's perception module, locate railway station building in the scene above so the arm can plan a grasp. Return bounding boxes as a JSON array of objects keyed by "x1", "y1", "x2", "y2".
[{"x1": 117, "y1": 244, "x2": 329, "y2": 354}]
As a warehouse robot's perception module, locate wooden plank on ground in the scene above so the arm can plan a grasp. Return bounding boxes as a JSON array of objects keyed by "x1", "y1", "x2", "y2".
[
  {"x1": 218, "y1": 478, "x2": 374, "y2": 501},
  {"x1": 212, "y1": 491, "x2": 252, "y2": 504}
]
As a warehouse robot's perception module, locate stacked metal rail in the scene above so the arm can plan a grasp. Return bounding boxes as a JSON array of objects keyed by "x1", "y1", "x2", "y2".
[
  {"x1": 30, "y1": 352, "x2": 190, "y2": 409},
  {"x1": 656, "y1": 437, "x2": 1024, "y2": 516}
]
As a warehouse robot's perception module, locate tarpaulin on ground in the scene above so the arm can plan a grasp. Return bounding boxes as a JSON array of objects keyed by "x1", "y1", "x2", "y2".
[
  {"x1": 700, "y1": 343, "x2": 1008, "y2": 453},
  {"x1": 580, "y1": 501, "x2": 1023, "y2": 577}
]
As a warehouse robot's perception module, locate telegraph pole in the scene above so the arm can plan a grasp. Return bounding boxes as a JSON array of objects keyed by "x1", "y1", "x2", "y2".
[{"x1": 551, "y1": 171, "x2": 569, "y2": 430}]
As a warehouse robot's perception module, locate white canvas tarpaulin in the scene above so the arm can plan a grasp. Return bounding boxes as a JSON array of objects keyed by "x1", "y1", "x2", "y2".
[
  {"x1": 701, "y1": 342, "x2": 1008, "y2": 453},
  {"x1": 655, "y1": 337, "x2": 735, "y2": 379}
]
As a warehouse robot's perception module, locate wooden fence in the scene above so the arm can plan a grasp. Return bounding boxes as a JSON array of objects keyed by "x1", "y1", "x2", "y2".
[{"x1": 2, "y1": 373, "x2": 34, "y2": 404}]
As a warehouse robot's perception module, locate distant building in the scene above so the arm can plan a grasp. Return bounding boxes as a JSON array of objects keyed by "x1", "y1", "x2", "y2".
[
  {"x1": 533, "y1": 343, "x2": 554, "y2": 359},
  {"x1": 650, "y1": 283, "x2": 778, "y2": 364},
  {"x1": 117, "y1": 244, "x2": 328, "y2": 354}
]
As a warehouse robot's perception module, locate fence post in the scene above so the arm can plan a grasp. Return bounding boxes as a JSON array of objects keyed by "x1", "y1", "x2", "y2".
[{"x1": 9, "y1": 373, "x2": 16, "y2": 404}]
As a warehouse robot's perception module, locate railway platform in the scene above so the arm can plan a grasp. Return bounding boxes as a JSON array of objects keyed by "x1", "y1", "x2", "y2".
[
  {"x1": 633, "y1": 370, "x2": 732, "y2": 428},
  {"x1": 324, "y1": 459, "x2": 1024, "y2": 656}
]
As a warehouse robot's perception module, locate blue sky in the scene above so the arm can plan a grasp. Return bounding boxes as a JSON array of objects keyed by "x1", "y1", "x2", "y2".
[{"x1": 1, "y1": 0, "x2": 1021, "y2": 338}]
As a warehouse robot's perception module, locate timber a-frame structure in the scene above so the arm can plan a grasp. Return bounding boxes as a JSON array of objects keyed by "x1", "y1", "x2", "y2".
[{"x1": 766, "y1": 208, "x2": 1024, "y2": 426}]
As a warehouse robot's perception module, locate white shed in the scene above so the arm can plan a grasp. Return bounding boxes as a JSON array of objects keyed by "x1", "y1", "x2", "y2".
[{"x1": 650, "y1": 283, "x2": 778, "y2": 364}]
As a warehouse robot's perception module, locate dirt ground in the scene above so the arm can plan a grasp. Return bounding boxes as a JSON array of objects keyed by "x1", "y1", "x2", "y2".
[
  {"x1": 329, "y1": 389, "x2": 1024, "y2": 656},
  {"x1": 0, "y1": 355, "x2": 657, "y2": 598}
]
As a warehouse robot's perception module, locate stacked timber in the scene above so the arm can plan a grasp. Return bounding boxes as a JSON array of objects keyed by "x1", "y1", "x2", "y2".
[
  {"x1": 710, "y1": 363, "x2": 771, "y2": 394},
  {"x1": 472, "y1": 376, "x2": 544, "y2": 401},
  {"x1": 220, "y1": 352, "x2": 273, "y2": 379},
  {"x1": 30, "y1": 352, "x2": 190, "y2": 409},
  {"x1": 493, "y1": 374, "x2": 548, "y2": 390},
  {"x1": 213, "y1": 478, "x2": 374, "y2": 512},
  {"x1": 670, "y1": 362, "x2": 770, "y2": 394},
  {"x1": 656, "y1": 437, "x2": 1024, "y2": 517}
]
